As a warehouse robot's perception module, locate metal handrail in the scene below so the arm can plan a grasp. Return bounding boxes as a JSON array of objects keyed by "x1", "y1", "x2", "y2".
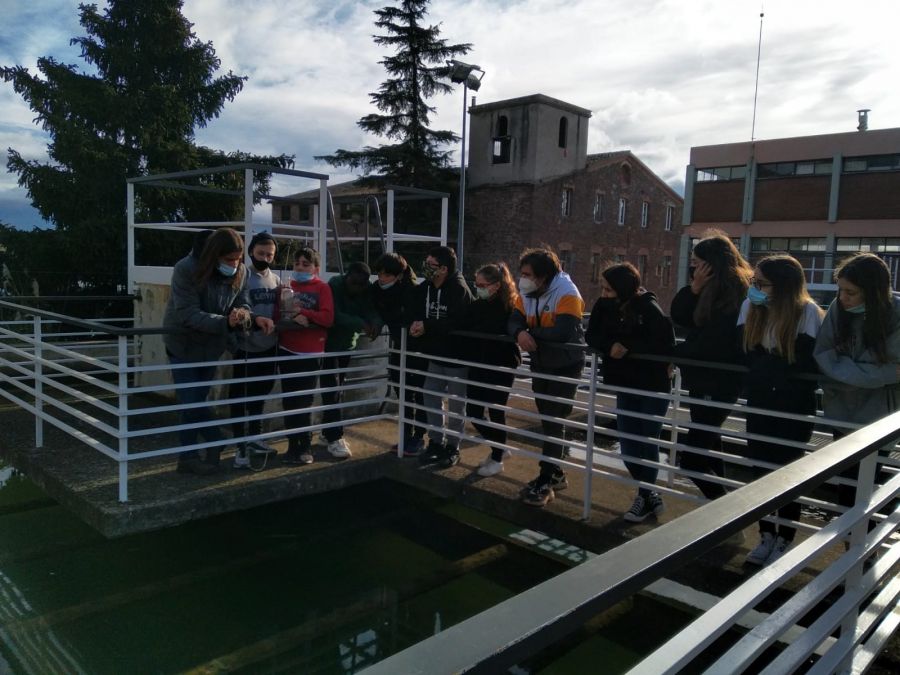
[{"x1": 364, "y1": 410, "x2": 900, "y2": 675}]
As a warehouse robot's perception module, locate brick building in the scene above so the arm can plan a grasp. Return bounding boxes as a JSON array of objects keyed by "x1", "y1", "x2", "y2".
[
  {"x1": 464, "y1": 94, "x2": 684, "y2": 308},
  {"x1": 683, "y1": 116, "x2": 900, "y2": 292}
]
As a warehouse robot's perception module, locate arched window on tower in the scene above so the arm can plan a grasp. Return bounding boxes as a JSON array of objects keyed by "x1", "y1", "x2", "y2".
[
  {"x1": 558, "y1": 117, "x2": 568, "y2": 148},
  {"x1": 492, "y1": 114, "x2": 511, "y2": 164}
]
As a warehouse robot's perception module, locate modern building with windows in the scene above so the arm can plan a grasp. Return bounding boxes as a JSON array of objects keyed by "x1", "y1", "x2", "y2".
[
  {"x1": 682, "y1": 121, "x2": 900, "y2": 292},
  {"x1": 465, "y1": 94, "x2": 684, "y2": 307}
]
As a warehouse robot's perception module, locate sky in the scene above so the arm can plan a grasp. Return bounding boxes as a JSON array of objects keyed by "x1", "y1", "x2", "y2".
[{"x1": 1, "y1": 0, "x2": 899, "y2": 229}]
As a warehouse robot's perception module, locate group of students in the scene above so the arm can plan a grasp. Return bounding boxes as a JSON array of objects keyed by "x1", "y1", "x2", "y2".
[
  {"x1": 163, "y1": 227, "x2": 900, "y2": 569},
  {"x1": 584, "y1": 231, "x2": 900, "y2": 568}
]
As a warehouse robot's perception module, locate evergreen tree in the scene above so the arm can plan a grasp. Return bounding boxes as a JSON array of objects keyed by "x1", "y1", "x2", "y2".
[
  {"x1": 316, "y1": 0, "x2": 471, "y2": 188},
  {"x1": 1, "y1": 0, "x2": 291, "y2": 294}
]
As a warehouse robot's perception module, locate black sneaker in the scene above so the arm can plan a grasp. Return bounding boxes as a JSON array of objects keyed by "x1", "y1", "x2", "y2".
[
  {"x1": 524, "y1": 470, "x2": 568, "y2": 492},
  {"x1": 282, "y1": 447, "x2": 311, "y2": 465},
  {"x1": 522, "y1": 477, "x2": 554, "y2": 507},
  {"x1": 623, "y1": 494, "x2": 655, "y2": 523},
  {"x1": 418, "y1": 441, "x2": 446, "y2": 466},
  {"x1": 439, "y1": 447, "x2": 460, "y2": 468},
  {"x1": 648, "y1": 491, "x2": 665, "y2": 517}
]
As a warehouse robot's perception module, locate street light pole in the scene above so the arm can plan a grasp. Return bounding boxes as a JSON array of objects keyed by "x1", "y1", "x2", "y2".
[
  {"x1": 458, "y1": 80, "x2": 469, "y2": 272},
  {"x1": 447, "y1": 60, "x2": 484, "y2": 275}
]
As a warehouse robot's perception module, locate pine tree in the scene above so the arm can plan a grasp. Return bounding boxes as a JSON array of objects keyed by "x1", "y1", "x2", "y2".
[
  {"x1": 316, "y1": 0, "x2": 471, "y2": 188},
  {"x1": 1, "y1": 0, "x2": 291, "y2": 294}
]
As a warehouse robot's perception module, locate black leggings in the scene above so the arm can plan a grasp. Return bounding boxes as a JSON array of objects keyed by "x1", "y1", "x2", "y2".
[
  {"x1": 677, "y1": 391, "x2": 736, "y2": 500},
  {"x1": 229, "y1": 347, "x2": 278, "y2": 440},
  {"x1": 467, "y1": 366, "x2": 516, "y2": 461}
]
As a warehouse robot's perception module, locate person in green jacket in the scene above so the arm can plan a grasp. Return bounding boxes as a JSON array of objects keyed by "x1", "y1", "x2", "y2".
[{"x1": 321, "y1": 262, "x2": 383, "y2": 458}]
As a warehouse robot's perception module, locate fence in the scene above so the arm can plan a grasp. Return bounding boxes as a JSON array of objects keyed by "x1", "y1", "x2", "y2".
[{"x1": 1, "y1": 298, "x2": 899, "y2": 672}]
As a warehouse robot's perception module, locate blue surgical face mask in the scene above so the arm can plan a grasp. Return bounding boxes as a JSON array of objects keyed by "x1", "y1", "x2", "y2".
[
  {"x1": 292, "y1": 271, "x2": 314, "y2": 283},
  {"x1": 747, "y1": 286, "x2": 769, "y2": 306},
  {"x1": 218, "y1": 262, "x2": 238, "y2": 278},
  {"x1": 845, "y1": 303, "x2": 866, "y2": 315}
]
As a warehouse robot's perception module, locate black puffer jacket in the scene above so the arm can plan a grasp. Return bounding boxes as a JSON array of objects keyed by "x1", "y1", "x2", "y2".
[
  {"x1": 457, "y1": 295, "x2": 522, "y2": 369},
  {"x1": 586, "y1": 291, "x2": 674, "y2": 392}
]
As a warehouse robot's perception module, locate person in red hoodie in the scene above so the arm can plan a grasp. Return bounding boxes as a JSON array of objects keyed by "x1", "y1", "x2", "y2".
[{"x1": 278, "y1": 246, "x2": 334, "y2": 465}]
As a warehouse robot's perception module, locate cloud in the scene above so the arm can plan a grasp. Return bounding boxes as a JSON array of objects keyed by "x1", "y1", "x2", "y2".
[{"x1": 1, "y1": 0, "x2": 899, "y2": 230}]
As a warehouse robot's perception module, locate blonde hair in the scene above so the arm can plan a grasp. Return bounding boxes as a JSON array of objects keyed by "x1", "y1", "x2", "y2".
[{"x1": 742, "y1": 254, "x2": 822, "y2": 363}]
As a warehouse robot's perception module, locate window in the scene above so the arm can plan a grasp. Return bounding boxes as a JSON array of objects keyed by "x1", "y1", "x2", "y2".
[
  {"x1": 843, "y1": 154, "x2": 900, "y2": 173},
  {"x1": 664, "y1": 205, "x2": 674, "y2": 231},
  {"x1": 558, "y1": 117, "x2": 568, "y2": 148},
  {"x1": 280, "y1": 204, "x2": 291, "y2": 221},
  {"x1": 616, "y1": 253, "x2": 626, "y2": 263},
  {"x1": 837, "y1": 237, "x2": 900, "y2": 253},
  {"x1": 638, "y1": 254, "x2": 647, "y2": 279},
  {"x1": 751, "y1": 237, "x2": 826, "y2": 252},
  {"x1": 492, "y1": 115, "x2": 510, "y2": 164},
  {"x1": 592, "y1": 193, "x2": 604, "y2": 222},
  {"x1": 695, "y1": 165, "x2": 747, "y2": 182},
  {"x1": 617, "y1": 198, "x2": 627, "y2": 225},
  {"x1": 561, "y1": 188, "x2": 573, "y2": 217},
  {"x1": 640, "y1": 201, "x2": 649, "y2": 228},
  {"x1": 590, "y1": 253, "x2": 600, "y2": 283},
  {"x1": 757, "y1": 159, "x2": 833, "y2": 178},
  {"x1": 662, "y1": 255, "x2": 672, "y2": 287},
  {"x1": 560, "y1": 249, "x2": 574, "y2": 271}
]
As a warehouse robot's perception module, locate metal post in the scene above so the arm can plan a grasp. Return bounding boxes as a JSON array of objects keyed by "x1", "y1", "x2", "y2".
[
  {"x1": 117, "y1": 335, "x2": 129, "y2": 503},
  {"x1": 318, "y1": 178, "x2": 329, "y2": 271},
  {"x1": 33, "y1": 316, "x2": 43, "y2": 447},
  {"x1": 397, "y1": 329, "x2": 408, "y2": 458},
  {"x1": 837, "y1": 450, "x2": 879, "y2": 666},
  {"x1": 126, "y1": 182, "x2": 135, "y2": 295},
  {"x1": 457, "y1": 84, "x2": 469, "y2": 271},
  {"x1": 243, "y1": 168, "x2": 254, "y2": 256},
  {"x1": 667, "y1": 367, "x2": 683, "y2": 489},
  {"x1": 582, "y1": 352, "x2": 599, "y2": 521},
  {"x1": 440, "y1": 196, "x2": 448, "y2": 247},
  {"x1": 386, "y1": 189, "x2": 395, "y2": 252}
]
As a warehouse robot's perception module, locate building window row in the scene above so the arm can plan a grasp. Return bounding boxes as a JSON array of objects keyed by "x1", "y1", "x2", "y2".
[
  {"x1": 843, "y1": 154, "x2": 900, "y2": 173},
  {"x1": 751, "y1": 237, "x2": 827, "y2": 253},
  {"x1": 757, "y1": 159, "x2": 833, "y2": 179},
  {"x1": 836, "y1": 237, "x2": 900, "y2": 253},
  {"x1": 695, "y1": 165, "x2": 747, "y2": 182}
]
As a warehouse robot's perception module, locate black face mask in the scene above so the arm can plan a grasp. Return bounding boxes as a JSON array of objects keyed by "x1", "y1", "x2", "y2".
[{"x1": 252, "y1": 258, "x2": 270, "y2": 271}]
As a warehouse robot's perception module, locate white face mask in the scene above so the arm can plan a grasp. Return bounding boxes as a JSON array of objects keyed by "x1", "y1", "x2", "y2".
[{"x1": 518, "y1": 277, "x2": 538, "y2": 295}]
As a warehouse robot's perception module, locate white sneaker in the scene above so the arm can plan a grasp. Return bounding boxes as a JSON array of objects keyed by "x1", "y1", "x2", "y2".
[
  {"x1": 327, "y1": 439, "x2": 352, "y2": 459},
  {"x1": 233, "y1": 447, "x2": 250, "y2": 469},
  {"x1": 299, "y1": 451, "x2": 314, "y2": 465},
  {"x1": 479, "y1": 449, "x2": 510, "y2": 467},
  {"x1": 745, "y1": 532, "x2": 776, "y2": 566},
  {"x1": 248, "y1": 439, "x2": 276, "y2": 455},
  {"x1": 477, "y1": 459, "x2": 505, "y2": 477},
  {"x1": 765, "y1": 536, "x2": 791, "y2": 565}
]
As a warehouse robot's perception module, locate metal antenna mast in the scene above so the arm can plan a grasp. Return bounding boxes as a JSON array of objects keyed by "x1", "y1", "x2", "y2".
[{"x1": 751, "y1": 7, "x2": 765, "y2": 140}]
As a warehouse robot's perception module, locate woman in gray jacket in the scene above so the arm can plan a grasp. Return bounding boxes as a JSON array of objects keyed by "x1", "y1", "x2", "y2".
[
  {"x1": 814, "y1": 253, "x2": 900, "y2": 508},
  {"x1": 163, "y1": 228, "x2": 256, "y2": 475}
]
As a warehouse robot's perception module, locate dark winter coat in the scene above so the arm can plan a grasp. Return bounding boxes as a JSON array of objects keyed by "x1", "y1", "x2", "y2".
[
  {"x1": 404, "y1": 270, "x2": 474, "y2": 358},
  {"x1": 585, "y1": 290, "x2": 674, "y2": 392},
  {"x1": 457, "y1": 295, "x2": 522, "y2": 369}
]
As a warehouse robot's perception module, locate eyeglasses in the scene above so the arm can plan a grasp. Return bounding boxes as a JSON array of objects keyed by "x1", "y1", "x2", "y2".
[{"x1": 750, "y1": 278, "x2": 773, "y2": 290}]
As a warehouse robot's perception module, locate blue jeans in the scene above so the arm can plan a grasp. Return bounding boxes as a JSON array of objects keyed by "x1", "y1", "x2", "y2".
[
  {"x1": 169, "y1": 355, "x2": 224, "y2": 452},
  {"x1": 616, "y1": 392, "x2": 669, "y2": 496}
]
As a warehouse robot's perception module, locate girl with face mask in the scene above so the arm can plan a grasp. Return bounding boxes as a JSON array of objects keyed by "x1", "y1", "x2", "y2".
[
  {"x1": 670, "y1": 231, "x2": 753, "y2": 503},
  {"x1": 814, "y1": 253, "x2": 900, "y2": 515},
  {"x1": 586, "y1": 262, "x2": 675, "y2": 523},
  {"x1": 162, "y1": 227, "x2": 253, "y2": 475},
  {"x1": 738, "y1": 254, "x2": 824, "y2": 566},
  {"x1": 458, "y1": 263, "x2": 523, "y2": 476}
]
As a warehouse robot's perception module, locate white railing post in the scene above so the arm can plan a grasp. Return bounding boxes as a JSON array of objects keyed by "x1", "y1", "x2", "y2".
[
  {"x1": 117, "y1": 335, "x2": 129, "y2": 502},
  {"x1": 397, "y1": 329, "x2": 408, "y2": 457},
  {"x1": 386, "y1": 189, "x2": 395, "y2": 252},
  {"x1": 836, "y1": 450, "x2": 878, "y2": 669},
  {"x1": 582, "y1": 352, "x2": 599, "y2": 521},
  {"x1": 127, "y1": 182, "x2": 135, "y2": 294},
  {"x1": 33, "y1": 315, "x2": 43, "y2": 447},
  {"x1": 667, "y1": 366, "x2": 683, "y2": 488},
  {"x1": 440, "y1": 196, "x2": 448, "y2": 246}
]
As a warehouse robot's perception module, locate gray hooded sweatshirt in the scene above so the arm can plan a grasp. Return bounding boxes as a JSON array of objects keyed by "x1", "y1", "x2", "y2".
[{"x1": 814, "y1": 294, "x2": 900, "y2": 424}]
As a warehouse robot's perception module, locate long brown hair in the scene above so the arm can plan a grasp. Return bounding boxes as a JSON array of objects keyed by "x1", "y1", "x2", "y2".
[
  {"x1": 195, "y1": 228, "x2": 245, "y2": 290},
  {"x1": 691, "y1": 230, "x2": 753, "y2": 325},
  {"x1": 835, "y1": 253, "x2": 894, "y2": 363},
  {"x1": 742, "y1": 254, "x2": 822, "y2": 363},
  {"x1": 476, "y1": 262, "x2": 518, "y2": 313}
]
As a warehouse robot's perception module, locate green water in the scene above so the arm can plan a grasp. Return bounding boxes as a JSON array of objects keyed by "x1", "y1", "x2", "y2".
[{"x1": 0, "y1": 466, "x2": 685, "y2": 674}]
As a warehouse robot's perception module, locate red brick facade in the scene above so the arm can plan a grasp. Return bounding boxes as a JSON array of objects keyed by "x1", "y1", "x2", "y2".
[{"x1": 465, "y1": 152, "x2": 684, "y2": 308}]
